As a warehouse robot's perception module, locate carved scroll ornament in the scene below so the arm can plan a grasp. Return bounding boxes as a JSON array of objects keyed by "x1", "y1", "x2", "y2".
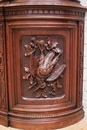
[{"x1": 23, "y1": 36, "x2": 66, "y2": 98}]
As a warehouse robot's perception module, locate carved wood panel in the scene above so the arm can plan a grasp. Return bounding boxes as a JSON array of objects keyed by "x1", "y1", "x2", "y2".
[{"x1": 21, "y1": 36, "x2": 66, "y2": 98}]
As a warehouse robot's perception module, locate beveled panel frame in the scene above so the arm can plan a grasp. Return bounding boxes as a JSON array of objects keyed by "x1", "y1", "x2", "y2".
[{"x1": 6, "y1": 20, "x2": 77, "y2": 114}]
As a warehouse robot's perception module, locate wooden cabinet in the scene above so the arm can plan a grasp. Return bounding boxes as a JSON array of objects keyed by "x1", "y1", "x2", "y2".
[{"x1": 0, "y1": 0, "x2": 86, "y2": 129}]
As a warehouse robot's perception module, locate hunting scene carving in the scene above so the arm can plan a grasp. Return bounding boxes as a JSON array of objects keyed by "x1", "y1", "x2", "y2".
[{"x1": 22, "y1": 36, "x2": 66, "y2": 98}]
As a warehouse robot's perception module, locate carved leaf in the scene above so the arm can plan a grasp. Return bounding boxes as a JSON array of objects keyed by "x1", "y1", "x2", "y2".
[
  {"x1": 36, "y1": 91, "x2": 47, "y2": 98},
  {"x1": 42, "y1": 92, "x2": 47, "y2": 98},
  {"x1": 24, "y1": 45, "x2": 33, "y2": 56},
  {"x1": 57, "y1": 81, "x2": 62, "y2": 88},
  {"x1": 36, "y1": 91, "x2": 42, "y2": 98},
  {"x1": 24, "y1": 67, "x2": 30, "y2": 73},
  {"x1": 46, "y1": 64, "x2": 66, "y2": 82},
  {"x1": 29, "y1": 54, "x2": 38, "y2": 77},
  {"x1": 23, "y1": 73, "x2": 30, "y2": 80}
]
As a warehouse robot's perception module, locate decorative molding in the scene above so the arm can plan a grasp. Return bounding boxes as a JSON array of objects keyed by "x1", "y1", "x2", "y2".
[
  {"x1": 0, "y1": 24, "x2": 6, "y2": 109},
  {"x1": 4, "y1": 1, "x2": 83, "y2": 7},
  {"x1": 5, "y1": 9, "x2": 85, "y2": 17},
  {"x1": 9, "y1": 107, "x2": 82, "y2": 119},
  {"x1": 78, "y1": 22, "x2": 84, "y2": 107}
]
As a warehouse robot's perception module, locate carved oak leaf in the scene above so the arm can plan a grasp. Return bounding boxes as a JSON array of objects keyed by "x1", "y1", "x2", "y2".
[
  {"x1": 52, "y1": 81, "x2": 62, "y2": 92},
  {"x1": 24, "y1": 45, "x2": 35, "y2": 56},
  {"x1": 46, "y1": 64, "x2": 66, "y2": 82},
  {"x1": 29, "y1": 54, "x2": 38, "y2": 77}
]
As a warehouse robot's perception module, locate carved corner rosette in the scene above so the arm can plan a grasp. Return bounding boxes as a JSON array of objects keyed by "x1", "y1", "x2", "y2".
[
  {"x1": 0, "y1": 24, "x2": 6, "y2": 109},
  {"x1": 22, "y1": 36, "x2": 66, "y2": 98}
]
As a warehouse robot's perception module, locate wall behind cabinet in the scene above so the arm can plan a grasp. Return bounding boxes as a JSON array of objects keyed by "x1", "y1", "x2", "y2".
[{"x1": 81, "y1": 0, "x2": 87, "y2": 118}]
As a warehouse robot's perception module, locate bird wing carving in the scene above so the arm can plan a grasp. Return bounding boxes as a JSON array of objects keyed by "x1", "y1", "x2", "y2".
[{"x1": 46, "y1": 64, "x2": 66, "y2": 82}]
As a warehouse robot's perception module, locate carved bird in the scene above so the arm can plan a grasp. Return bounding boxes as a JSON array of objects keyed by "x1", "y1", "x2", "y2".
[{"x1": 36, "y1": 51, "x2": 59, "y2": 79}]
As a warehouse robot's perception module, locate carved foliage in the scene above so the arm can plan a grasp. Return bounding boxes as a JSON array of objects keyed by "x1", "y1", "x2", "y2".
[
  {"x1": 22, "y1": 36, "x2": 66, "y2": 98},
  {"x1": 0, "y1": 24, "x2": 6, "y2": 109},
  {"x1": 77, "y1": 22, "x2": 84, "y2": 107}
]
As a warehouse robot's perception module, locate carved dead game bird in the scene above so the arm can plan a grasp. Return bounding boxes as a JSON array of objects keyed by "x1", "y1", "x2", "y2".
[
  {"x1": 36, "y1": 51, "x2": 60, "y2": 79},
  {"x1": 36, "y1": 38, "x2": 65, "y2": 80}
]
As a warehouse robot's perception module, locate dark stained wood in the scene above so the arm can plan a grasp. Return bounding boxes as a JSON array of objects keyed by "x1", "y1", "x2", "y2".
[{"x1": 0, "y1": 0, "x2": 86, "y2": 129}]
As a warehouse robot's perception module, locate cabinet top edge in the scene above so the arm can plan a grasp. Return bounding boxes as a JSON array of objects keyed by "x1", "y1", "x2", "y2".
[
  {"x1": 0, "y1": 1, "x2": 86, "y2": 11},
  {"x1": 1, "y1": 5, "x2": 86, "y2": 12}
]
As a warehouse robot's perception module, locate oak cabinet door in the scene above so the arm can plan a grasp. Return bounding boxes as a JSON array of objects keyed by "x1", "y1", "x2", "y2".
[
  {"x1": 6, "y1": 20, "x2": 83, "y2": 129},
  {"x1": 6, "y1": 20, "x2": 77, "y2": 111}
]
